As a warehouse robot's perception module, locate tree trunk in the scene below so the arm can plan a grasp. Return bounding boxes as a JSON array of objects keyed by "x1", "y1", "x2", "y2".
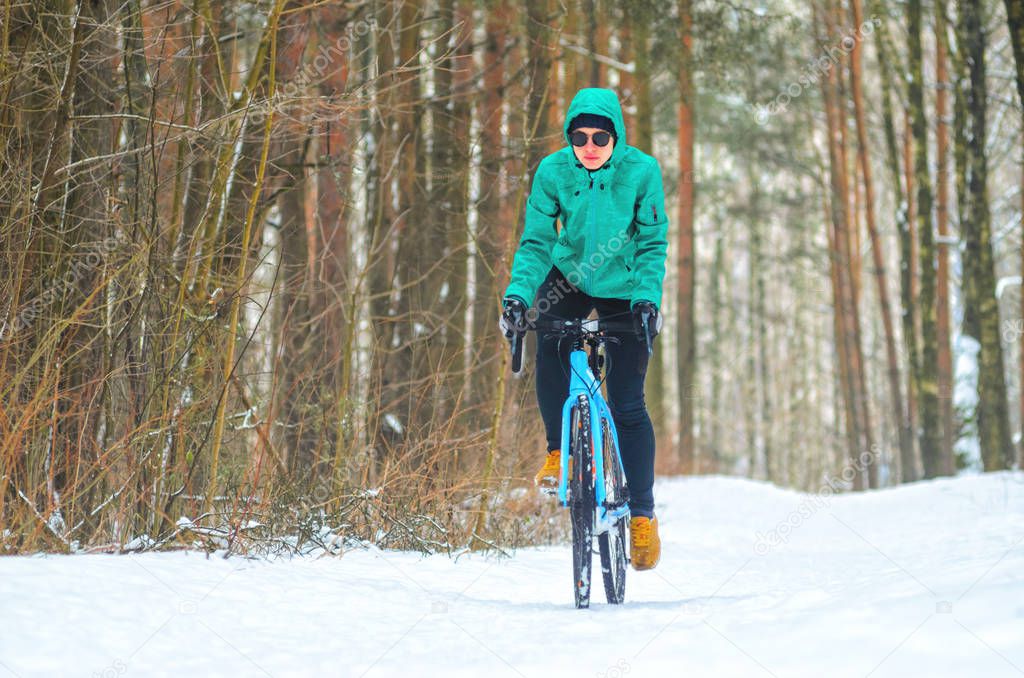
[
  {"x1": 316, "y1": 3, "x2": 354, "y2": 483},
  {"x1": 709, "y1": 233, "x2": 724, "y2": 469},
  {"x1": 676, "y1": 0, "x2": 696, "y2": 474},
  {"x1": 619, "y1": 3, "x2": 636, "y2": 144},
  {"x1": 545, "y1": 23, "x2": 563, "y2": 157},
  {"x1": 363, "y1": 0, "x2": 399, "y2": 476},
  {"x1": 1002, "y1": 0, "x2": 1024, "y2": 469},
  {"x1": 444, "y1": 0, "x2": 474, "y2": 434},
  {"x1": 848, "y1": 0, "x2": 905, "y2": 486},
  {"x1": 904, "y1": 110, "x2": 921, "y2": 479},
  {"x1": 907, "y1": 0, "x2": 943, "y2": 478},
  {"x1": 839, "y1": 0, "x2": 874, "y2": 488},
  {"x1": 934, "y1": 0, "x2": 956, "y2": 475},
  {"x1": 820, "y1": 0, "x2": 867, "y2": 489},
  {"x1": 562, "y1": 0, "x2": 584, "y2": 117},
  {"x1": 525, "y1": 0, "x2": 555, "y2": 169},
  {"x1": 472, "y1": 0, "x2": 511, "y2": 421},
  {"x1": 746, "y1": 164, "x2": 772, "y2": 480},
  {"x1": 874, "y1": 3, "x2": 920, "y2": 482},
  {"x1": 270, "y1": 3, "x2": 315, "y2": 475},
  {"x1": 957, "y1": 0, "x2": 1015, "y2": 471}
]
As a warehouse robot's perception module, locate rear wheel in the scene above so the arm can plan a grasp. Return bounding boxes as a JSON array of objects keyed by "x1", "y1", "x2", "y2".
[
  {"x1": 598, "y1": 417, "x2": 628, "y2": 604},
  {"x1": 569, "y1": 396, "x2": 594, "y2": 609},
  {"x1": 599, "y1": 521, "x2": 627, "y2": 604}
]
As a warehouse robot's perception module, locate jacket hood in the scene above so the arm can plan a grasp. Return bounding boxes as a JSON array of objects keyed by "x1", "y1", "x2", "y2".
[{"x1": 563, "y1": 88, "x2": 627, "y2": 168}]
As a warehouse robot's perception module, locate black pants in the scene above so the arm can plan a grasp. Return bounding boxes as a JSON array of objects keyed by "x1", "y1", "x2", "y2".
[{"x1": 532, "y1": 266, "x2": 656, "y2": 517}]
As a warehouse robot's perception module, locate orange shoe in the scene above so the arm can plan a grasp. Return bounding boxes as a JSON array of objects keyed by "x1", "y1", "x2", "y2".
[
  {"x1": 630, "y1": 515, "x2": 661, "y2": 570},
  {"x1": 534, "y1": 449, "x2": 568, "y2": 492}
]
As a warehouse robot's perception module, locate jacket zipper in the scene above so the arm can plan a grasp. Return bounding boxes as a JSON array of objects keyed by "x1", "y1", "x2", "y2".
[{"x1": 587, "y1": 174, "x2": 595, "y2": 292}]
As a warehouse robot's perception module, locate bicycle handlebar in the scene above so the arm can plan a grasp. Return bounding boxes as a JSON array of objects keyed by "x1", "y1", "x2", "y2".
[
  {"x1": 508, "y1": 314, "x2": 654, "y2": 375},
  {"x1": 523, "y1": 317, "x2": 636, "y2": 335}
]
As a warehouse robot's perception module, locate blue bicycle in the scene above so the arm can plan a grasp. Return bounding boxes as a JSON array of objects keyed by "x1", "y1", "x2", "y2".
[{"x1": 511, "y1": 310, "x2": 651, "y2": 608}]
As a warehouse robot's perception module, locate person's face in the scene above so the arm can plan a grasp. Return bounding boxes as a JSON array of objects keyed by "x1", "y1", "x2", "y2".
[{"x1": 571, "y1": 127, "x2": 614, "y2": 170}]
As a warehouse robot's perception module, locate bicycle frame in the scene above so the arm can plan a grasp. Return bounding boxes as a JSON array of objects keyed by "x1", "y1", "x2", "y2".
[{"x1": 557, "y1": 346, "x2": 631, "y2": 535}]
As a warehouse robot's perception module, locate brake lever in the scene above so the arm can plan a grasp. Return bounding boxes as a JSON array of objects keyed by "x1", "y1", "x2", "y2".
[
  {"x1": 510, "y1": 330, "x2": 523, "y2": 373},
  {"x1": 640, "y1": 310, "x2": 653, "y2": 356},
  {"x1": 507, "y1": 309, "x2": 527, "y2": 373}
]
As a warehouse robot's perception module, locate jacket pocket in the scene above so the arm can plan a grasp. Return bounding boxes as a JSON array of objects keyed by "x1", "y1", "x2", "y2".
[
  {"x1": 557, "y1": 225, "x2": 569, "y2": 246},
  {"x1": 623, "y1": 241, "x2": 637, "y2": 272},
  {"x1": 634, "y1": 198, "x2": 660, "y2": 227},
  {"x1": 633, "y1": 166, "x2": 667, "y2": 228}
]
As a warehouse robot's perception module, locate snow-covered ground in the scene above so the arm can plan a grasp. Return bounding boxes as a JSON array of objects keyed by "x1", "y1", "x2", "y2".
[{"x1": 3, "y1": 472, "x2": 1023, "y2": 677}]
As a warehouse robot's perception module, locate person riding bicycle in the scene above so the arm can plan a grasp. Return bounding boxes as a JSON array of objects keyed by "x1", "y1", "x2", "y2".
[{"x1": 499, "y1": 87, "x2": 668, "y2": 571}]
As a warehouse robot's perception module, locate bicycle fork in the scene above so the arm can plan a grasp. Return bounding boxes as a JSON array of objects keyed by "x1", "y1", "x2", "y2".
[{"x1": 557, "y1": 351, "x2": 630, "y2": 534}]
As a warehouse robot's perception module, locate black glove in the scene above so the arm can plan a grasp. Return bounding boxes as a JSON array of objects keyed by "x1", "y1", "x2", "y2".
[
  {"x1": 499, "y1": 298, "x2": 528, "y2": 339},
  {"x1": 632, "y1": 301, "x2": 662, "y2": 344}
]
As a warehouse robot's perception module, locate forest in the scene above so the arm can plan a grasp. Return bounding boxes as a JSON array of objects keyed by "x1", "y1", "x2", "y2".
[{"x1": 1, "y1": 0, "x2": 1023, "y2": 555}]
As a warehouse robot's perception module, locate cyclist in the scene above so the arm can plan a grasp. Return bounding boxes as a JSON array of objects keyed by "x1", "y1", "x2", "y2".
[{"x1": 499, "y1": 87, "x2": 668, "y2": 571}]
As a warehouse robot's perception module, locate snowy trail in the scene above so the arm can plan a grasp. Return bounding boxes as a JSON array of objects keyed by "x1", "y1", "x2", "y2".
[{"x1": 3, "y1": 473, "x2": 1023, "y2": 677}]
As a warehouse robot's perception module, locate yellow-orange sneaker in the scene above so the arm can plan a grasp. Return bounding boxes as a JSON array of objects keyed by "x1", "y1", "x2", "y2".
[
  {"x1": 629, "y1": 515, "x2": 661, "y2": 570},
  {"x1": 534, "y1": 449, "x2": 565, "y2": 492}
]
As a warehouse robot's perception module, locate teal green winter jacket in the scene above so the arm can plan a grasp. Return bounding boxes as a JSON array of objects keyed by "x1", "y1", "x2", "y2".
[{"x1": 504, "y1": 87, "x2": 669, "y2": 311}]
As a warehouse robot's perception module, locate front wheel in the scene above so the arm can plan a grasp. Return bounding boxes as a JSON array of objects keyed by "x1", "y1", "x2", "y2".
[{"x1": 569, "y1": 396, "x2": 594, "y2": 609}]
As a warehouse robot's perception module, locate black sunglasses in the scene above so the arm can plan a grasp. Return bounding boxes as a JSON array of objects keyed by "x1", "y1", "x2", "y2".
[{"x1": 569, "y1": 130, "x2": 612, "y2": 147}]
